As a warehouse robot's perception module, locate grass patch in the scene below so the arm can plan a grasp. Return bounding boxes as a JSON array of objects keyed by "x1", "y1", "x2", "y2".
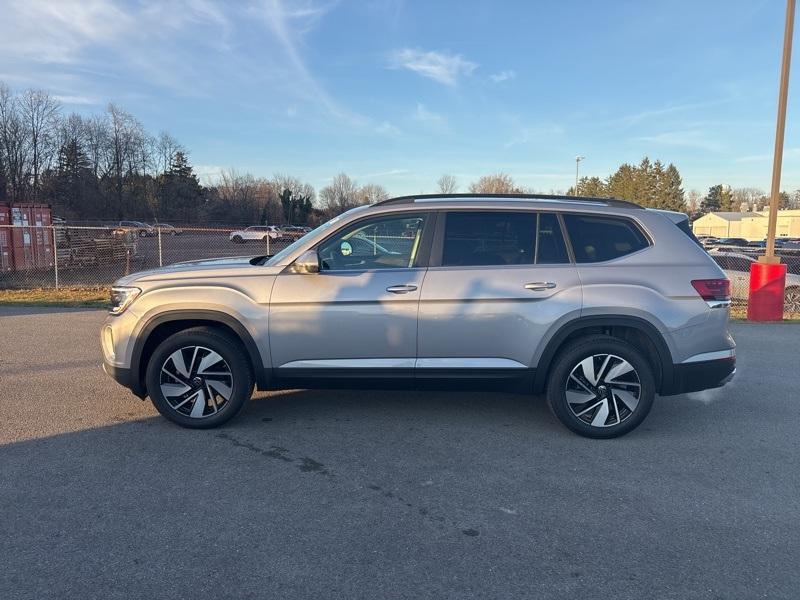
[
  {"x1": 0, "y1": 287, "x2": 108, "y2": 308},
  {"x1": 730, "y1": 304, "x2": 800, "y2": 322}
]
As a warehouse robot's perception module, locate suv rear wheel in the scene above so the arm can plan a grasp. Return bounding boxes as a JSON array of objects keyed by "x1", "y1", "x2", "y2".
[
  {"x1": 145, "y1": 327, "x2": 254, "y2": 429},
  {"x1": 546, "y1": 335, "x2": 655, "y2": 438}
]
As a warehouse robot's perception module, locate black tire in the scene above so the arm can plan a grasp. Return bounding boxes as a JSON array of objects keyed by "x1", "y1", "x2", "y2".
[
  {"x1": 232, "y1": 235, "x2": 243, "y2": 244},
  {"x1": 546, "y1": 335, "x2": 655, "y2": 439},
  {"x1": 139, "y1": 230, "x2": 147, "y2": 237},
  {"x1": 145, "y1": 326, "x2": 254, "y2": 429}
]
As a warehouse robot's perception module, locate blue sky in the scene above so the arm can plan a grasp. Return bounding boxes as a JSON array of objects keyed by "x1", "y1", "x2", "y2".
[{"x1": 1, "y1": 0, "x2": 798, "y2": 196}]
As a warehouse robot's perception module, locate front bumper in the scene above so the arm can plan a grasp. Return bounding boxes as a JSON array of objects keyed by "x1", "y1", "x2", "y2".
[
  {"x1": 663, "y1": 356, "x2": 736, "y2": 396},
  {"x1": 103, "y1": 360, "x2": 146, "y2": 398}
]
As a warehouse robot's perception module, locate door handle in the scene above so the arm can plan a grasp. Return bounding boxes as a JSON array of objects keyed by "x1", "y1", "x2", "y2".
[
  {"x1": 386, "y1": 284, "x2": 418, "y2": 294},
  {"x1": 524, "y1": 282, "x2": 557, "y2": 291}
]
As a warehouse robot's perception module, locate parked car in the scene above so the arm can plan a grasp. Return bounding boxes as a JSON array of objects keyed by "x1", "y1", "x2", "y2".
[
  {"x1": 119, "y1": 220, "x2": 155, "y2": 237},
  {"x1": 280, "y1": 225, "x2": 310, "y2": 241},
  {"x1": 747, "y1": 238, "x2": 798, "y2": 249},
  {"x1": 717, "y1": 237, "x2": 749, "y2": 247},
  {"x1": 229, "y1": 225, "x2": 282, "y2": 243},
  {"x1": 102, "y1": 194, "x2": 736, "y2": 438},
  {"x1": 696, "y1": 235, "x2": 720, "y2": 249},
  {"x1": 709, "y1": 250, "x2": 800, "y2": 311},
  {"x1": 154, "y1": 223, "x2": 183, "y2": 236}
]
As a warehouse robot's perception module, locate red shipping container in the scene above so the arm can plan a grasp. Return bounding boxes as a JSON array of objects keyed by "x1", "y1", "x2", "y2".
[
  {"x1": 30, "y1": 204, "x2": 53, "y2": 268},
  {"x1": 0, "y1": 204, "x2": 10, "y2": 271},
  {"x1": 10, "y1": 205, "x2": 35, "y2": 270}
]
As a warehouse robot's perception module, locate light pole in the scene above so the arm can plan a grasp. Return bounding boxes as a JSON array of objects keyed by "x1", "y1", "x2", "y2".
[
  {"x1": 749, "y1": 0, "x2": 795, "y2": 321},
  {"x1": 574, "y1": 155, "x2": 585, "y2": 196}
]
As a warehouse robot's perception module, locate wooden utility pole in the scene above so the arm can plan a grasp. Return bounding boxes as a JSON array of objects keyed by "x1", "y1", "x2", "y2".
[{"x1": 762, "y1": 0, "x2": 795, "y2": 263}]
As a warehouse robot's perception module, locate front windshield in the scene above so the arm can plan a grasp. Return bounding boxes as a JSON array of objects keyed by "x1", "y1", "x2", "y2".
[
  {"x1": 265, "y1": 215, "x2": 339, "y2": 265},
  {"x1": 265, "y1": 205, "x2": 374, "y2": 266}
]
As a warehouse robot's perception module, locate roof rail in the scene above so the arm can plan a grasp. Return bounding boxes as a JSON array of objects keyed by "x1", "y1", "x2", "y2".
[{"x1": 373, "y1": 193, "x2": 642, "y2": 209}]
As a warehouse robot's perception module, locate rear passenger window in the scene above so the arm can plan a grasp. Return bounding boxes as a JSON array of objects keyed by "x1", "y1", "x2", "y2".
[
  {"x1": 441, "y1": 212, "x2": 569, "y2": 266},
  {"x1": 563, "y1": 214, "x2": 649, "y2": 263}
]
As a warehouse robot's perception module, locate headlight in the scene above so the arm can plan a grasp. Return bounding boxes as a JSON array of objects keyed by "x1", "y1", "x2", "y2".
[{"x1": 109, "y1": 286, "x2": 141, "y2": 315}]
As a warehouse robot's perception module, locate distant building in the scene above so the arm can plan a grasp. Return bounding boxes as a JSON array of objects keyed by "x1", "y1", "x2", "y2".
[{"x1": 692, "y1": 209, "x2": 800, "y2": 240}]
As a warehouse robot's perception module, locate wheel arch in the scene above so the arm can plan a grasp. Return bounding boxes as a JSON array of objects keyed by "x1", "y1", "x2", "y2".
[
  {"x1": 532, "y1": 315, "x2": 674, "y2": 395},
  {"x1": 130, "y1": 310, "x2": 267, "y2": 398}
]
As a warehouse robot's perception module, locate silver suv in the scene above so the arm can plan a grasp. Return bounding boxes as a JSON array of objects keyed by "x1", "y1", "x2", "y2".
[{"x1": 101, "y1": 194, "x2": 736, "y2": 438}]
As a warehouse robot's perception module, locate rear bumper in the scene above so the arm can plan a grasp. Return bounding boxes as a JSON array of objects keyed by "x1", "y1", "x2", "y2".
[
  {"x1": 103, "y1": 360, "x2": 146, "y2": 398},
  {"x1": 662, "y1": 356, "x2": 736, "y2": 396}
]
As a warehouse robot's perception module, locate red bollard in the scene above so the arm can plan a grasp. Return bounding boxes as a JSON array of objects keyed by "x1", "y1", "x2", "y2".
[{"x1": 747, "y1": 262, "x2": 787, "y2": 321}]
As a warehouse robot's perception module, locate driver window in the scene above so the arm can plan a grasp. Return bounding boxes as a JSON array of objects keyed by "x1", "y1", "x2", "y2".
[{"x1": 318, "y1": 214, "x2": 427, "y2": 271}]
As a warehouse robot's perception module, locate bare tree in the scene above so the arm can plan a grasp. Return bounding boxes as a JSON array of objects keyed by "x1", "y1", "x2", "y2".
[
  {"x1": 156, "y1": 131, "x2": 183, "y2": 175},
  {"x1": 358, "y1": 183, "x2": 389, "y2": 204},
  {"x1": 84, "y1": 113, "x2": 110, "y2": 179},
  {"x1": 437, "y1": 174, "x2": 457, "y2": 194},
  {"x1": 107, "y1": 103, "x2": 146, "y2": 216},
  {"x1": 731, "y1": 187, "x2": 765, "y2": 212},
  {"x1": 319, "y1": 173, "x2": 361, "y2": 215},
  {"x1": 468, "y1": 173, "x2": 520, "y2": 194},
  {"x1": 0, "y1": 83, "x2": 29, "y2": 202},
  {"x1": 686, "y1": 189, "x2": 702, "y2": 215},
  {"x1": 19, "y1": 89, "x2": 60, "y2": 200}
]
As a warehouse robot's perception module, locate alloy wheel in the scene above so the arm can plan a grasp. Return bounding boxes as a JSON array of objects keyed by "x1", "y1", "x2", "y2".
[
  {"x1": 565, "y1": 354, "x2": 641, "y2": 428},
  {"x1": 159, "y1": 346, "x2": 234, "y2": 419}
]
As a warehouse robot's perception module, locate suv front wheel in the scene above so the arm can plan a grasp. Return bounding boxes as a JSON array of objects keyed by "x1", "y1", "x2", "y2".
[
  {"x1": 145, "y1": 327, "x2": 254, "y2": 428},
  {"x1": 546, "y1": 335, "x2": 655, "y2": 438}
]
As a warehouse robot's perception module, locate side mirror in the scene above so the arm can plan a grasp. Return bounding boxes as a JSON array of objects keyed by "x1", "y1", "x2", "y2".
[{"x1": 293, "y1": 249, "x2": 320, "y2": 274}]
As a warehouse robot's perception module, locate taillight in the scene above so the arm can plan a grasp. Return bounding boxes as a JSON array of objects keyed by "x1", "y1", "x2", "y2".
[{"x1": 691, "y1": 279, "x2": 731, "y2": 302}]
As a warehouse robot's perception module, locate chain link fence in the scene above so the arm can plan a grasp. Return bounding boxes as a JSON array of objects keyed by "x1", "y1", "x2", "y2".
[
  {"x1": 1, "y1": 225, "x2": 799, "y2": 316},
  {"x1": 0, "y1": 224, "x2": 293, "y2": 289}
]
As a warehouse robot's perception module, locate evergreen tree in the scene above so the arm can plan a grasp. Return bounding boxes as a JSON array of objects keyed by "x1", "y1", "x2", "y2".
[
  {"x1": 701, "y1": 185, "x2": 723, "y2": 214},
  {"x1": 718, "y1": 186, "x2": 735, "y2": 211},
  {"x1": 606, "y1": 163, "x2": 638, "y2": 202},
  {"x1": 571, "y1": 176, "x2": 607, "y2": 197},
  {"x1": 662, "y1": 163, "x2": 685, "y2": 211},
  {"x1": 158, "y1": 151, "x2": 203, "y2": 222},
  {"x1": 50, "y1": 139, "x2": 97, "y2": 216}
]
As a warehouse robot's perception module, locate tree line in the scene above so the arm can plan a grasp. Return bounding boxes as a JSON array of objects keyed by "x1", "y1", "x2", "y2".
[{"x1": 4, "y1": 81, "x2": 799, "y2": 226}]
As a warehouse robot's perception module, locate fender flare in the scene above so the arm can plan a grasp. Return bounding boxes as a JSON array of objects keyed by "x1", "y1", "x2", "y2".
[
  {"x1": 532, "y1": 315, "x2": 675, "y2": 394},
  {"x1": 130, "y1": 309, "x2": 268, "y2": 396}
]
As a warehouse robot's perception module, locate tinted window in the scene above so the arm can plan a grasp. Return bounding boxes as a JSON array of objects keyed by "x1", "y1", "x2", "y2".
[
  {"x1": 319, "y1": 214, "x2": 426, "y2": 271},
  {"x1": 563, "y1": 214, "x2": 649, "y2": 263},
  {"x1": 536, "y1": 213, "x2": 570, "y2": 264},
  {"x1": 442, "y1": 211, "x2": 569, "y2": 267},
  {"x1": 676, "y1": 218, "x2": 702, "y2": 247}
]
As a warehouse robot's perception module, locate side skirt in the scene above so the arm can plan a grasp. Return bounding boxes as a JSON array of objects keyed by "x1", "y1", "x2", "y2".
[{"x1": 267, "y1": 367, "x2": 536, "y2": 394}]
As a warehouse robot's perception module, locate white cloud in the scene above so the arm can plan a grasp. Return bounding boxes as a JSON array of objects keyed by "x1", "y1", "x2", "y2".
[
  {"x1": 390, "y1": 48, "x2": 477, "y2": 86},
  {"x1": 413, "y1": 103, "x2": 445, "y2": 124},
  {"x1": 374, "y1": 121, "x2": 402, "y2": 136},
  {"x1": 504, "y1": 123, "x2": 565, "y2": 148},
  {"x1": 490, "y1": 70, "x2": 515, "y2": 83},
  {"x1": 358, "y1": 168, "x2": 410, "y2": 179},
  {"x1": 632, "y1": 130, "x2": 724, "y2": 152},
  {"x1": 735, "y1": 148, "x2": 800, "y2": 163},
  {"x1": 53, "y1": 94, "x2": 100, "y2": 105}
]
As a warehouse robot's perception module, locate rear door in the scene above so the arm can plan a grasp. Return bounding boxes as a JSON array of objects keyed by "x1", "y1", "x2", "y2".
[{"x1": 417, "y1": 210, "x2": 581, "y2": 376}]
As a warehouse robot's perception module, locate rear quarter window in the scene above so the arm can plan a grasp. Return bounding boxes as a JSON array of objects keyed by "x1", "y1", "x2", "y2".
[{"x1": 563, "y1": 214, "x2": 650, "y2": 263}]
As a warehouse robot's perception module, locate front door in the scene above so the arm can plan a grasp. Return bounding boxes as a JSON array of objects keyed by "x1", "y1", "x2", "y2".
[
  {"x1": 269, "y1": 212, "x2": 432, "y2": 380},
  {"x1": 417, "y1": 210, "x2": 581, "y2": 378}
]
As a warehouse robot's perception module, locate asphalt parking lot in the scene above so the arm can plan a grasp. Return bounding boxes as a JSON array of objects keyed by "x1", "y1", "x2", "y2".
[{"x1": 1, "y1": 308, "x2": 798, "y2": 599}]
